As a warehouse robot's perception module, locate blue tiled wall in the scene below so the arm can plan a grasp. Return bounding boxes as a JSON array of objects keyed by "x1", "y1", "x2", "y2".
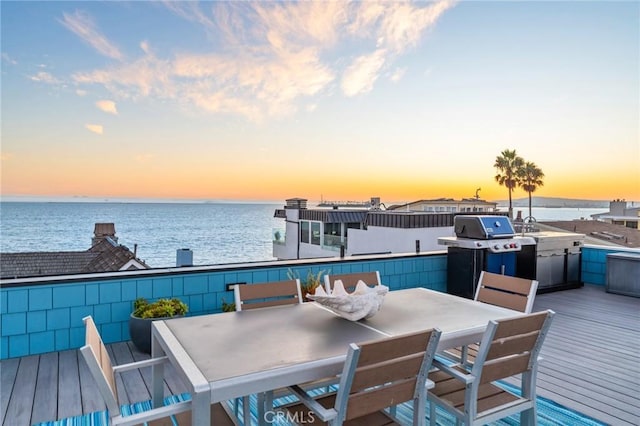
[
  {"x1": 581, "y1": 245, "x2": 638, "y2": 286},
  {"x1": 0, "y1": 253, "x2": 447, "y2": 359}
]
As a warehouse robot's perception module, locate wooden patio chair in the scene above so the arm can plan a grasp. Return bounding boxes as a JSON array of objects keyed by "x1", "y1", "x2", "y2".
[
  {"x1": 323, "y1": 271, "x2": 381, "y2": 293},
  {"x1": 445, "y1": 271, "x2": 539, "y2": 365},
  {"x1": 234, "y1": 278, "x2": 303, "y2": 311},
  {"x1": 79, "y1": 316, "x2": 236, "y2": 426},
  {"x1": 282, "y1": 328, "x2": 442, "y2": 426},
  {"x1": 428, "y1": 310, "x2": 555, "y2": 426},
  {"x1": 233, "y1": 279, "x2": 303, "y2": 421}
]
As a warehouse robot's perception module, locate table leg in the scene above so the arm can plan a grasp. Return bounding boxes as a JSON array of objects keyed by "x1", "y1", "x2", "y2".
[
  {"x1": 192, "y1": 391, "x2": 210, "y2": 426},
  {"x1": 151, "y1": 333, "x2": 164, "y2": 409}
]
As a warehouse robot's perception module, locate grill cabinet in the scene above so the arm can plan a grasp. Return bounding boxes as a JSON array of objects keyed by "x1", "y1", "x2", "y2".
[{"x1": 439, "y1": 216, "x2": 535, "y2": 299}]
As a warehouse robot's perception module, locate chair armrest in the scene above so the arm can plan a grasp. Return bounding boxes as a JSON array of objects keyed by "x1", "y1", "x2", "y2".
[
  {"x1": 287, "y1": 385, "x2": 337, "y2": 422},
  {"x1": 113, "y1": 356, "x2": 168, "y2": 373},
  {"x1": 432, "y1": 359, "x2": 474, "y2": 385},
  {"x1": 112, "y1": 400, "x2": 191, "y2": 426}
]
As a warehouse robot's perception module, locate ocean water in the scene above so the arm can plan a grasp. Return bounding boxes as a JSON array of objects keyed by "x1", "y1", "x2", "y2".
[
  {"x1": 0, "y1": 202, "x2": 282, "y2": 268},
  {"x1": 0, "y1": 202, "x2": 608, "y2": 268}
]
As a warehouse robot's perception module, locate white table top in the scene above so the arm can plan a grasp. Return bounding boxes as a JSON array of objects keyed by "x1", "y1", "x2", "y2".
[{"x1": 151, "y1": 287, "x2": 522, "y2": 425}]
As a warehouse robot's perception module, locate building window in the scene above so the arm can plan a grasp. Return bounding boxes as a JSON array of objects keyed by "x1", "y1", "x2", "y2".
[
  {"x1": 311, "y1": 222, "x2": 321, "y2": 245},
  {"x1": 300, "y1": 221, "x2": 310, "y2": 243}
]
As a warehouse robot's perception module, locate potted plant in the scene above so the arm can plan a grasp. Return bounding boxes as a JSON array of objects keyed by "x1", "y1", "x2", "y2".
[
  {"x1": 287, "y1": 268, "x2": 328, "y2": 301},
  {"x1": 129, "y1": 297, "x2": 188, "y2": 354}
]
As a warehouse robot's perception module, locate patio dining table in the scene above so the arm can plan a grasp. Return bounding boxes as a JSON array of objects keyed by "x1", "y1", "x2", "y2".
[{"x1": 151, "y1": 287, "x2": 522, "y2": 426}]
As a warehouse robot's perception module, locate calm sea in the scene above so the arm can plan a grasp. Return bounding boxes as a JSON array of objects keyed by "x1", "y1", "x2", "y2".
[{"x1": 0, "y1": 202, "x2": 607, "y2": 268}]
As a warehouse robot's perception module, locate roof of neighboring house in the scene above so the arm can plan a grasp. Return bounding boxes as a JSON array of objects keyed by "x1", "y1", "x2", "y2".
[{"x1": 0, "y1": 239, "x2": 149, "y2": 279}]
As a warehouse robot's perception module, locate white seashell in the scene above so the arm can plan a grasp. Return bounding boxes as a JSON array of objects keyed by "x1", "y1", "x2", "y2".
[{"x1": 307, "y1": 281, "x2": 389, "y2": 321}]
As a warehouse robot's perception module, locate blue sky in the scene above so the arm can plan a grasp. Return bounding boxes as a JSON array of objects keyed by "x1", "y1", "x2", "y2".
[{"x1": 1, "y1": 1, "x2": 638, "y2": 203}]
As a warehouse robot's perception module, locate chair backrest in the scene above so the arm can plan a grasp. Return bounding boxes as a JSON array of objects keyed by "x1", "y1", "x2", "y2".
[
  {"x1": 472, "y1": 310, "x2": 554, "y2": 385},
  {"x1": 323, "y1": 271, "x2": 381, "y2": 293},
  {"x1": 474, "y1": 271, "x2": 538, "y2": 313},
  {"x1": 234, "y1": 279, "x2": 303, "y2": 311},
  {"x1": 333, "y1": 328, "x2": 441, "y2": 424},
  {"x1": 80, "y1": 316, "x2": 120, "y2": 414}
]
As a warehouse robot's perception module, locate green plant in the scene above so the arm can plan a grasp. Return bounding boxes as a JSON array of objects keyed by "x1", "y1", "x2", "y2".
[
  {"x1": 288, "y1": 268, "x2": 328, "y2": 300},
  {"x1": 132, "y1": 297, "x2": 188, "y2": 319},
  {"x1": 221, "y1": 298, "x2": 236, "y2": 312}
]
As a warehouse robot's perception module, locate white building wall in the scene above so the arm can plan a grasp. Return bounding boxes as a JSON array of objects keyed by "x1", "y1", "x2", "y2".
[{"x1": 347, "y1": 226, "x2": 454, "y2": 256}]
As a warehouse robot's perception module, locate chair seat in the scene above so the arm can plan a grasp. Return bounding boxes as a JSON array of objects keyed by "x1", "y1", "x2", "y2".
[
  {"x1": 148, "y1": 402, "x2": 236, "y2": 426},
  {"x1": 429, "y1": 369, "x2": 521, "y2": 414},
  {"x1": 443, "y1": 343, "x2": 480, "y2": 365},
  {"x1": 282, "y1": 393, "x2": 400, "y2": 426}
]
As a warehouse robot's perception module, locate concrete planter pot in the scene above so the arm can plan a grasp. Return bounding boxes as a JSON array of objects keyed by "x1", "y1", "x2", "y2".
[{"x1": 129, "y1": 313, "x2": 183, "y2": 354}]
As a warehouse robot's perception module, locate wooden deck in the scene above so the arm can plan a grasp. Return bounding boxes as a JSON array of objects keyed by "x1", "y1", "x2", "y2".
[{"x1": 1, "y1": 284, "x2": 639, "y2": 426}]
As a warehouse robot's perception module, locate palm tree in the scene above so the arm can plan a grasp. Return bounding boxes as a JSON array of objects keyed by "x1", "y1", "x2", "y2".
[
  {"x1": 518, "y1": 161, "x2": 545, "y2": 219},
  {"x1": 494, "y1": 149, "x2": 524, "y2": 219}
]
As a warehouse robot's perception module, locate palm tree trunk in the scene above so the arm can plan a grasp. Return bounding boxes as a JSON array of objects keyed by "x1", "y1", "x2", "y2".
[
  {"x1": 528, "y1": 191, "x2": 533, "y2": 218},
  {"x1": 508, "y1": 188, "x2": 513, "y2": 219}
]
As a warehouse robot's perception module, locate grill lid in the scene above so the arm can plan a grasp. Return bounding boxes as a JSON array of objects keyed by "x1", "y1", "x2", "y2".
[{"x1": 454, "y1": 215, "x2": 515, "y2": 239}]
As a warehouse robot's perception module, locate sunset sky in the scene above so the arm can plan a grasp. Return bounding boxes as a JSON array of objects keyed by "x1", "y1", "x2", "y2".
[{"x1": 1, "y1": 1, "x2": 638, "y2": 204}]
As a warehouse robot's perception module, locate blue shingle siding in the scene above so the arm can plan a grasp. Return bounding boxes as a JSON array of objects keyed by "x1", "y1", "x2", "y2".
[
  {"x1": 172, "y1": 277, "x2": 184, "y2": 295},
  {"x1": 208, "y1": 274, "x2": 226, "y2": 293},
  {"x1": 99, "y1": 282, "x2": 121, "y2": 304},
  {"x1": 29, "y1": 288, "x2": 52, "y2": 310},
  {"x1": 30, "y1": 331, "x2": 55, "y2": 354},
  {"x1": 92, "y1": 304, "x2": 111, "y2": 325},
  {"x1": 27, "y1": 311, "x2": 47, "y2": 333},
  {"x1": 53, "y1": 286, "x2": 85, "y2": 308},
  {"x1": 0, "y1": 252, "x2": 454, "y2": 359},
  {"x1": 100, "y1": 322, "x2": 122, "y2": 344},
  {"x1": 8, "y1": 290, "x2": 28, "y2": 313},
  {"x1": 188, "y1": 295, "x2": 204, "y2": 314},
  {"x1": 55, "y1": 329, "x2": 70, "y2": 351},
  {"x1": 137, "y1": 280, "x2": 153, "y2": 299},
  {"x1": 86, "y1": 284, "x2": 100, "y2": 305},
  {"x1": 9, "y1": 335, "x2": 29, "y2": 358},
  {"x1": 184, "y1": 276, "x2": 207, "y2": 295},
  {"x1": 112, "y1": 301, "x2": 132, "y2": 322},
  {"x1": 47, "y1": 308, "x2": 70, "y2": 330},
  {"x1": 2, "y1": 313, "x2": 26, "y2": 336},
  {"x1": 152, "y1": 278, "x2": 172, "y2": 298},
  {"x1": 121, "y1": 280, "x2": 138, "y2": 301}
]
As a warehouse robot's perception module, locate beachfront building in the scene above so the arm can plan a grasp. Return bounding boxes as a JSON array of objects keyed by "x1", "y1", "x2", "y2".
[
  {"x1": 591, "y1": 199, "x2": 640, "y2": 229},
  {"x1": 386, "y1": 197, "x2": 498, "y2": 213},
  {"x1": 273, "y1": 197, "x2": 469, "y2": 260}
]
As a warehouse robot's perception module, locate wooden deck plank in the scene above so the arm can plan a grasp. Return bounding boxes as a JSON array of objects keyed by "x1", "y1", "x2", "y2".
[
  {"x1": 30, "y1": 352, "x2": 58, "y2": 425},
  {"x1": 57, "y1": 350, "x2": 82, "y2": 420},
  {"x1": 3, "y1": 355, "x2": 38, "y2": 426},
  {"x1": 0, "y1": 357, "x2": 19, "y2": 425},
  {"x1": 109, "y1": 342, "x2": 151, "y2": 405}
]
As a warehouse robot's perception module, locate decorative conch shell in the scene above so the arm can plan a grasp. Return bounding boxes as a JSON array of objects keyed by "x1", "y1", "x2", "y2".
[{"x1": 307, "y1": 280, "x2": 389, "y2": 321}]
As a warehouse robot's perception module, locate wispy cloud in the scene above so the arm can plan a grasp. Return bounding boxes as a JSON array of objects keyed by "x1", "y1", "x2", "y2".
[
  {"x1": 30, "y1": 71, "x2": 60, "y2": 84},
  {"x1": 2, "y1": 53, "x2": 17, "y2": 65},
  {"x1": 60, "y1": 10, "x2": 123, "y2": 60},
  {"x1": 85, "y1": 124, "x2": 103, "y2": 135},
  {"x1": 342, "y1": 50, "x2": 386, "y2": 97},
  {"x1": 96, "y1": 100, "x2": 118, "y2": 115},
  {"x1": 65, "y1": 1, "x2": 454, "y2": 121},
  {"x1": 390, "y1": 67, "x2": 406, "y2": 83}
]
